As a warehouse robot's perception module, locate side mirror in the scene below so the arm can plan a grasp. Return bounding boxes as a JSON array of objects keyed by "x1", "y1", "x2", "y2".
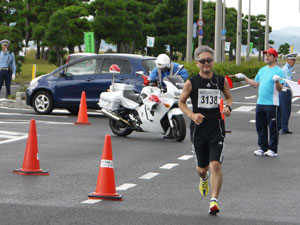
[
  {"x1": 135, "y1": 71, "x2": 144, "y2": 77},
  {"x1": 174, "y1": 65, "x2": 184, "y2": 76},
  {"x1": 60, "y1": 70, "x2": 66, "y2": 77}
]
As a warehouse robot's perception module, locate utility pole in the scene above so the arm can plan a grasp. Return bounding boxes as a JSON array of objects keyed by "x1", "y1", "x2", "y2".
[
  {"x1": 236, "y1": 0, "x2": 242, "y2": 65},
  {"x1": 198, "y1": 0, "x2": 203, "y2": 47},
  {"x1": 214, "y1": 0, "x2": 222, "y2": 63},
  {"x1": 221, "y1": 0, "x2": 226, "y2": 62},
  {"x1": 186, "y1": 0, "x2": 193, "y2": 62},
  {"x1": 246, "y1": 0, "x2": 251, "y2": 62},
  {"x1": 264, "y1": 0, "x2": 270, "y2": 50}
]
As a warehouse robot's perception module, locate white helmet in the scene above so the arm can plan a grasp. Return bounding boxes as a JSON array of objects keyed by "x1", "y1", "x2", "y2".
[{"x1": 155, "y1": 54, "x2": 170, "y2": 69}]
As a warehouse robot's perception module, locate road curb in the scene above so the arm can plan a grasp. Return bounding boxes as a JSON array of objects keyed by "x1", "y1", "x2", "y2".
[{"x1": 0, "y1": 99, "x2": 31, "y2": 109}]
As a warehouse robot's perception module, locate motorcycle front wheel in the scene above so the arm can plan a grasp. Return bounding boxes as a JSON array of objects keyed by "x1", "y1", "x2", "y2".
[
  {"x1": 109, "y1": 118, "x2": 133, "y2": 137},
  {"x1": 171, "y1": 115, "x2": 186, "y2": 142}
]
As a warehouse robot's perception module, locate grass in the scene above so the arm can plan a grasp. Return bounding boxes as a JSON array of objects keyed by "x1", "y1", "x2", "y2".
[{"x1": 15, "y1": 49, "x2": 57, "y2": 84}]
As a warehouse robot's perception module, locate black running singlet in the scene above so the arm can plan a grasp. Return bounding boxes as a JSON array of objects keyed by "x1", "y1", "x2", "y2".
[{"x1": 189, "y1": 73, "x2": 224, "y2": 120}]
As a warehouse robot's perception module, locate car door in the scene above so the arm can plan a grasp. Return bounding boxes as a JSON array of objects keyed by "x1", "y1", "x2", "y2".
[
  {"x1": 92, "y1": 57, "x2": 133, "y2": 102},
  {"x1": 54, "y1": 58, "x2": 98, "y2": 107}
]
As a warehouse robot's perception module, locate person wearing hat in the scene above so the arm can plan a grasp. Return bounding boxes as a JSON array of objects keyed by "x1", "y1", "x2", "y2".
[
  {"x1": 235, "y1": 48, "x2": 284, "y2": 157},
  {"x1": 0, "y1": 39, "x2": 16, "y2": 98},
  {"x1": 148, "y1": 53, "x2": 189, "y2": 139},
  {"x1": 277, "y1": 53, "x2": 297, "y2": 134}
]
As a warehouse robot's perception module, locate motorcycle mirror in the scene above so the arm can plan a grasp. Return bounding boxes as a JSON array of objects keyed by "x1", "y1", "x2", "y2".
[{"x1": 136, "y1": 71, "x2": 144, "y2": 77}]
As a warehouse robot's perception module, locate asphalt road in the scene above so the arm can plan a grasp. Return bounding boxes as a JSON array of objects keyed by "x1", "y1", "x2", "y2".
[{"x1": 1, "y1": 65, "x2": 300, "y2": 224}]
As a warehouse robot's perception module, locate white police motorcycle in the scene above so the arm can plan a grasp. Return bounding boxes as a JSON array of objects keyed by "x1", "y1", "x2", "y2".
[{"x1": 98, "y1": 65, "x2": 186, "y2": 142}]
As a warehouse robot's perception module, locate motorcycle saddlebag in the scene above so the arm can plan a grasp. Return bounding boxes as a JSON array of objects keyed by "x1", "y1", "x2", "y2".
[{"x1": 98, "y1": 92, "x2": 121, "y2": 110}]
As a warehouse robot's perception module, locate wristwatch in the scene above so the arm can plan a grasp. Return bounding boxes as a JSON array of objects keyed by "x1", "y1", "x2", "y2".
[{"x1": 225, "y1": 105, "x2": 232, "y2": 112}]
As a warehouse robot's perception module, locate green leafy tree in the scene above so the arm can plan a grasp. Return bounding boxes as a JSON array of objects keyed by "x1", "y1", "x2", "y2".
[
  {"x1": 278, "y1": 43, "x2": 290, "y2": 56},
  {"x1": 248, "y1": 14, "x2": 273, "y2": 61},
  {"x1": 44, "y1": 9, "x2": 70, "y2": 66},
  {"x1": 150, "y1": 0, "x2": 187, "y2": 59}
]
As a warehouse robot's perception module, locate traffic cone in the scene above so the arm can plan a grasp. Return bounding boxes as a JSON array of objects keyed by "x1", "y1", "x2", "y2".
[
  {"x1": 13, "y1": 119, "x2": 49, "y2": 176},
  {"x1": 75, "y1": 91, "x2": 91, "y2": 125},
  {"x1": 88, "y1": 135, "x2": 123, "y2": 201},
  {"x1": 220, "y1": 98, "x2": 225, "y2": 120},
  {"x1": 220, "y1": 98, "x2": 232, "y2": 134},
  {"x1": 298, "y1": 79, "x2": 300, "y2": 85}
]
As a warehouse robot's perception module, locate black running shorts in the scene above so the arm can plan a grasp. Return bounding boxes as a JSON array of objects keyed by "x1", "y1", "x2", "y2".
[{"x1": 191, "y1": 118, "x2": 225, "y2": 168}]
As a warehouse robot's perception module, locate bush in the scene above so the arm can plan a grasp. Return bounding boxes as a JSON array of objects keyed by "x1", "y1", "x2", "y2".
[{"x1": 179, "y1": 59, "x2": 266, "y2": 80}]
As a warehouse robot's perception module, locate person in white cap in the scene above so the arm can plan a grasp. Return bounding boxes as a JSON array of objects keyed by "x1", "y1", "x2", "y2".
[
  {"x1": 148, "y1": 53, "x2": 189, "y2": 139},
  {"x1": 277, "y1": 53, "x2": 297, "y2": 134},
  {"x1": 0, "y1": 39, "x2": 16, "y2": 98}
]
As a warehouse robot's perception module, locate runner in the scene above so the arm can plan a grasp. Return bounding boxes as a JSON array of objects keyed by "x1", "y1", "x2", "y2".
[{"x1": 179, "y1": 45, "x2": 232, "y2": 215}]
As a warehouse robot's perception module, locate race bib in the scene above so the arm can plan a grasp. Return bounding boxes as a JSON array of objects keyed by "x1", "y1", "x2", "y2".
[{"x1": 197, "y1": 89, "x2": 221, "y2": 108}]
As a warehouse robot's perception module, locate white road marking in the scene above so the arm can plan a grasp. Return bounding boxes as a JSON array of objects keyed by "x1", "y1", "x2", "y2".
[
  {"x1": 177, "y1": 155, "x2": 194, "y2": 160},
  {"x1": 159, "y1": 163, "x2": 178, "y2": 169},
  {"x1": 0, "y1": 130, "x2": 28, "y2": 144},
  {"x1": 81, "y1": 199, "x2": 102, "y2": 204},
  {"x1": 250, "y1": 120, "x2": 256, "y2": 123},
  {"x1": 116, "y1": 183, "x2": 137, "y2": 191},
  {"x1": 0, "y1": 120, "x2": 73, "y2": 125},
  {"x1": 233, "y1": 106, "x2": 256, "y2": 112},
  {"x1": 0, "y1": 112, "x2": 68, "y2": 118},
  {"x1": 139, "y1": 172, "x2": 160, "y2": 180},
  {"x1": 244, "y1": 95, "x2": 257, "y2": 99}
]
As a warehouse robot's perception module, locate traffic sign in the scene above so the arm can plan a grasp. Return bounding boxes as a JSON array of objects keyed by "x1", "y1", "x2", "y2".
[
  {"x1": 197, "y1": 28, "x2": 204, "y2": 36},
  {"x1": 197, "y1": 19, "x2": 204, "y2": 27}
]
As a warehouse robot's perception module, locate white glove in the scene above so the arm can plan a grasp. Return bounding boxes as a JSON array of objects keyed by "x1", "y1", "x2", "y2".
[
  {"x1": 12, "y1": 74, "x2": 15, "y2": 80},
  {"x1": 273, "y1": 75, "x2": 280, "y2": 82},
  {"x1": 235, "y1": 73, "x2": 246, "y2": 79}
]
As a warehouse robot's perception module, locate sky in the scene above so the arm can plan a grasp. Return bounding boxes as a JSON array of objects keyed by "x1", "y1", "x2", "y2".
[{"x1": 208, "y1": 0, "x2": 300, "y2": 31}]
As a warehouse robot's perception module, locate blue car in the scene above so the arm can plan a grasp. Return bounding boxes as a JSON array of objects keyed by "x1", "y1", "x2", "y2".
[{"x1": 26, "y1": 54, "x2": 156, "y2": 114}]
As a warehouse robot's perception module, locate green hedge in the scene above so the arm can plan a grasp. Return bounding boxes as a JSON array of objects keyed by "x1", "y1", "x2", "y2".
[{"x1": 180, "y1": 60, "x2": 266, "y2": 80}]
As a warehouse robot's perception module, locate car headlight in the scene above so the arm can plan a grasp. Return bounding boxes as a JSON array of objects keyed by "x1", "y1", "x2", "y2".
[{"x1": 28, "y1": 76, "x2": 43, "y2": 90}]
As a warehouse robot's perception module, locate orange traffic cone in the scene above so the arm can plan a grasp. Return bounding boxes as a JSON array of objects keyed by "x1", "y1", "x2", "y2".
[
  {"x1": 220, "y1": 98, "x2": 225, "y2": 120},
  {"x1": 88, "y1": 135, "x2": 123, "y2": 201},
  {"x1": 75, "y1": 91, "x2": 91, "y2": 125},
  {"x1": 220, "y1": 98, "x2": 232, "y2": 134},
  {"x1": 13, "y1": 119, "x2": 49, "y2": 176}
]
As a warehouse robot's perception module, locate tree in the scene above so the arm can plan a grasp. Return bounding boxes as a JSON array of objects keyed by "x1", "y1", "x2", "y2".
[
  {"x1": 44, "y1": 9, "x2": 70, "y2": 66},
  {"x1": 248, "y1": 14, "x2": 273, "y2": 61},
  {"x1": 278, "y1": 43, "x2": 290, "y2": 56},
  {"x1": 150, "y1": 0, "x2": 187, "y2": 59}
]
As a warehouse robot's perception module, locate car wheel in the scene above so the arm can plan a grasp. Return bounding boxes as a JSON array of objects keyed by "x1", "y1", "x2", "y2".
[{"x1": 32, "y1": 91, "x2": 54, "y2": 114}]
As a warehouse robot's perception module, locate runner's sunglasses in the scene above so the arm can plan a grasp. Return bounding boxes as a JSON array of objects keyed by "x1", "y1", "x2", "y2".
[{"x1": 196, "y1": 58, "x2": 213, "y2": 64}]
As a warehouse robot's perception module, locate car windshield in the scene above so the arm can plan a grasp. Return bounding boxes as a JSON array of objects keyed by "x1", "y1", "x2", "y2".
[{"x1": 142, "y1": 59, "x2": 156, "y2": 75}]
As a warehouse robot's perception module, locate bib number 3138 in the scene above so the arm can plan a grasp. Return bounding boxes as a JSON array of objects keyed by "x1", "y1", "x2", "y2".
[{"x1": 197, "y1": 89, "x2": 221, "y2": 108}]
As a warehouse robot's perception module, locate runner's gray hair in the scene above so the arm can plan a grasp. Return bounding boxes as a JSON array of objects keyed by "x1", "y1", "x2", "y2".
[{"x1": 194, "y1": 45, "x2": 214, "y2": 59}]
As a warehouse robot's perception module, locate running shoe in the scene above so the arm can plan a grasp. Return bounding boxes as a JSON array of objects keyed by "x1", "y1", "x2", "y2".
[
  {"x1": 264, "y1": 150, "x2": 278, "y2": 157},
  {"x1": 254, "y1": 149, "x2": 264, "y2": 156},
  {"x1": 199, "y1": 175, "x2": 209, "y2": 196},
  {"x1": 209, "y1": 199, "x2": 220, "y2": 215}
]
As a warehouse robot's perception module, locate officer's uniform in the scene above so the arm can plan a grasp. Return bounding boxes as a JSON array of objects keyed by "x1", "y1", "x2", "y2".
[
  {"x1": 0, "y1": 39, "x2": 16, "y2": 98},
  {"x1": 189, "y1": 74, "x2": 225, "y2": 168},
  {"x1": 277, "y1": 53, "x2": 297, "y2": 134}
]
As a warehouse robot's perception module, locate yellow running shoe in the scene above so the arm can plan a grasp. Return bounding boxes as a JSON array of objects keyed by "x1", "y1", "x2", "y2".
[
  {"x1": 209, "y1": 200, "x2": 220, "y2": 215},
  {"x1": 199, "y1": 177, "x2": 209, "y2": 196}
]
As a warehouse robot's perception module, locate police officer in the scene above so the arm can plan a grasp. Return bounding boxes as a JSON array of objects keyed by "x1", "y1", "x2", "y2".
[
  {"x1": 149, "y1": 53, "x2": 189, "y2": 139},
  {"x1": 277, "y1": 53, "x2": 297, "y2": 134},
  {"x1": 0, "y1": 39, "x2": 16, "y2": 98}
]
